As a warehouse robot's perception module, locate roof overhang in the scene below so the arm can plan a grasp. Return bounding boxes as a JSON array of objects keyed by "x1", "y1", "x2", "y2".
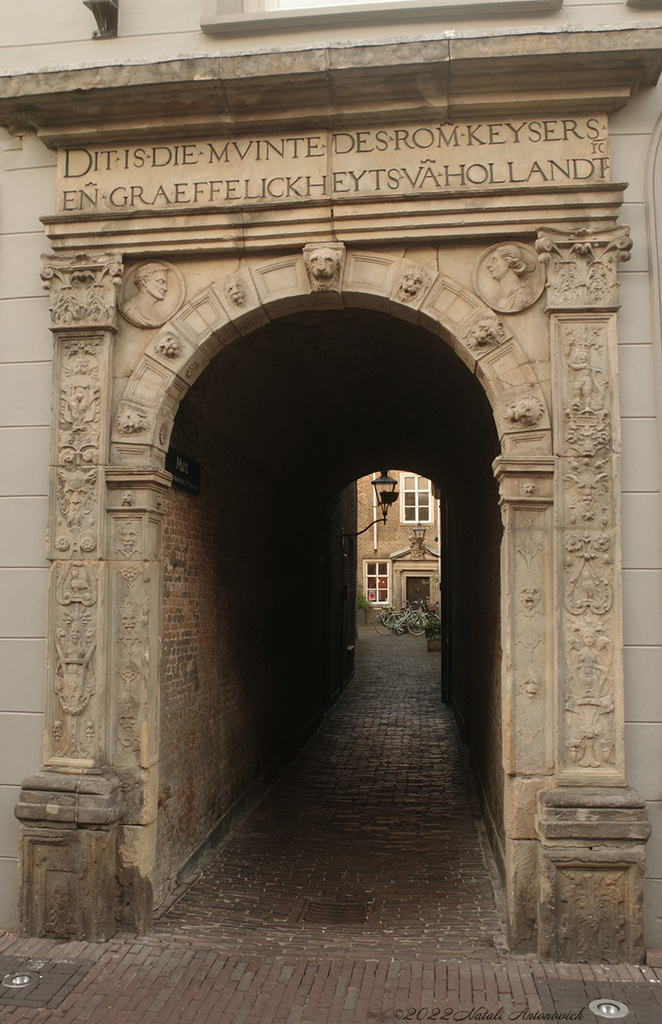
[{"x1": 0, "y1": 25, "x2": 661, "y2": 146}]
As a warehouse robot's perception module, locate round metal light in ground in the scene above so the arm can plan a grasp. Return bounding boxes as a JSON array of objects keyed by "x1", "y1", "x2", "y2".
[
  {"x1": 587, "y1": 999, "x2": 630, "y2": 1019},
  {"x1": 2, "y1": 971, "x2": 40, "y2": 989}
]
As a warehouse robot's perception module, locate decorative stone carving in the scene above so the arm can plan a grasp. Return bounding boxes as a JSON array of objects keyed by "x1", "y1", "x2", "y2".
[
  {"x1": 474, "y1": 243, "x2": 544, "y2": 313},
  {"x1": 536, "y1": 227, "x2": 632, "y2": 308},
  {"x1": 117, "y1": 409, "x2": 150, "y2": 435},
  {"x1": 223, "y1": 276, "x2": 249, "y2": 307},
  {"x1": 565, "y1": 457, "x2": 609, "y2": 526},
  {"x1": 564, "y1": 532, "x2": 612, "y2": 616},
  {"x1": 395, "y1": 263, "x2": 431, "y2": 304},
  {"x1": 51, "y1": 561, "x2": 99, "y2": 761},
  {"x1": 505, "y1": 395, "x2": 544, "y2": 428},
  {"x1": 114, "y1": 565, "x2": 151, "y2": 765},
  {"x1": 116, "y1": 520, "x2": 141, "y2": 560},
  {"x1": 463, "y1": 314, "x2": 506, "y2": 351},
  {"x1": 408, "y1": 532, "x2": 425, "y2": 559},
  {"x1": 119, "y1": 262, "x2": 185, "y2": 328},
  {"x1": 154, "y1": 333, "x2": 183, "y2": 360},
  {"x1": 558, "y1": 868, "x2": 626, "y2": 960},
  {"x1": 58, "y1": 339, "x2": 102, "y2": 464},
  {"x1": 42, "y1": 252, "x2": 123, "y2": 329},
  {"x1": 565, "y1": 614, "x2": 615, "y2": 767},
  {"x1": 55, "y1": 468, "x2": 98, "y2": 556},
  {"x1": 537, "y1": 787, "x2": 649, "y2": 962},
  {"x1": 303, "y1": 242, "x2": 345, "y2": 292}
]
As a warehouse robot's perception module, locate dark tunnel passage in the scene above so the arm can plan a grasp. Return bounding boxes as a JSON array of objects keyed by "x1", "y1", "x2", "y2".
[{"x1": 155, "y1": 306, "x2": 504, "y2": 905}]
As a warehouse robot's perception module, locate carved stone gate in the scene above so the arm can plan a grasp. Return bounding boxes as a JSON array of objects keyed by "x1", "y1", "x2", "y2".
[
  {"x1": 13, "y1": 231, "x2": 648, "y2": 958},
  {"x1": 5, "y1": 32, "x2": 660, "y2": 959}
]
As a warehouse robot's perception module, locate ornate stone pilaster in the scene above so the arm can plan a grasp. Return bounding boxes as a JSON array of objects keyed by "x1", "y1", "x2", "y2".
[
  {"x1": 495, "y1": 456, "x2": 555, "y2": 950},
  {"x1": 15, "y1": 252, "x2": 124, "y2": 940},
  {"x1": 537, "y1": 227, "x2": 631, "y2": 785},
  {"x1": 534, "y1": 226, "x2": 649, "y2": 962},
  {"x1": 106, "y1": 468, "x2": 170, "y2": 932},
  {"x1": 41, "y1": 252, "x2": 122, "y2": 767}
]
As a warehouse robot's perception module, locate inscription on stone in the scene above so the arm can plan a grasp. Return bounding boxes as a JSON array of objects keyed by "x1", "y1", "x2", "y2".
[{"x1": 57, "y1": 116, "x2": 609, "y2": 213}]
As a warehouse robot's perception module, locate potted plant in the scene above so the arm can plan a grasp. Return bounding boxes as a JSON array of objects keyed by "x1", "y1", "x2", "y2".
[
  {"x1": 425, "y1": 619, "x2": 442, "y2": 652},
  {"x1": 356, "y1": 588, "x2": 372, "y2": 627}
]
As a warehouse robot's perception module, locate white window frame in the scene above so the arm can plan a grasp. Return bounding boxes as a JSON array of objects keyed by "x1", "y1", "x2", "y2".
[
  {"x1": 365, "y1": 560, "x2": 390, "y2": 605},
  {"x1": 400, "y1": 473, "x2": 433, "y2": 524},
  {"x1": 202, "y1": 0, "x2": 563, "y2": 35}
]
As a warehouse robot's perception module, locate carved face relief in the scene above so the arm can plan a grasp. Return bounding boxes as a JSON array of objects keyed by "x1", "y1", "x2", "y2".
[
  {"x1": 225, "y1": 277, "x2": 248, "y2": 307},
  {"x1": 474, "y1": 242, "x2": 544, "y2": 314},
  {"x1": 464, "y1": 315, "x2": 506, "y2": 351},
  {"x1": 117, "y1": 409, "x2": 150, "y2": 436},
  {"x1": 120, "y1": 261, "x2": 185, "y2": 328},
  {"x1": 504, "y1": 395, "x2": 544, "y2": 428},
  {"x1": 396, "y1": 265, "x2": 429, "y2": 304},
  {"x1": 303, "y1": 243, "x2": 345, "y2": 291}
]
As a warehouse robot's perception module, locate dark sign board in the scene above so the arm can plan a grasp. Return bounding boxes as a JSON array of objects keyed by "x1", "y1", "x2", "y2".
[{"x1": 165, "y1": 447, "x2": 201, "y2": 495}]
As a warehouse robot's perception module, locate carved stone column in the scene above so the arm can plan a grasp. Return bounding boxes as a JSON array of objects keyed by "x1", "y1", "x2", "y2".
[
  {"x1": 15, "y1": 252, "x2": 126, "y2": 940},
  {"x1": 494, "y1": 456, "x2": 555, "y2": 951},
  {"x1": 534, "y1": 227, "x2": 649, "y2": 961}
]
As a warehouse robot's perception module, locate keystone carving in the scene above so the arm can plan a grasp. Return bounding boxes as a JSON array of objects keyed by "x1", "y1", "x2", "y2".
[
  {"x1": 42, "y1": 252, "x2": 122, "y2": 329},
  {"x1": 303, "y1": 243, "x2": 345, "y2": 292},
  {"x1": 536, "y1": 227, "x2": 632, "y2": 308}
]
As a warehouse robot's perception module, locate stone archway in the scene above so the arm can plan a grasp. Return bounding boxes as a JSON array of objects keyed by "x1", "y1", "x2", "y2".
[{"x1": 16, "y1": 233, "x2": 649, "y2": 961}]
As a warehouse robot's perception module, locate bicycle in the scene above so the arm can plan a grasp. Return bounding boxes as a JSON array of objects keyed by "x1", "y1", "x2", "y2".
[{"x1": 374, "y1": 604, "x2": 428, "y2": 636}]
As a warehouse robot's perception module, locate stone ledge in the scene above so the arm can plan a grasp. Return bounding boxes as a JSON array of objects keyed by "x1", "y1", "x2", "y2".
[
  {"x1": 0, "y1": 28, "x2": 660, "y2": 143},
  {"x1": 15, "y1": 770, "x2": 124, "y2": 826},
  {"x1": 537, "y1": 786, "x2": 651, "y2": 842}
]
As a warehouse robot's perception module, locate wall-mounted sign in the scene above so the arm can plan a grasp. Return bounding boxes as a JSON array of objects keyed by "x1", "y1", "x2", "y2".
[{"x1": 165, "y1": 447, "x2": 201, "y2": 495}]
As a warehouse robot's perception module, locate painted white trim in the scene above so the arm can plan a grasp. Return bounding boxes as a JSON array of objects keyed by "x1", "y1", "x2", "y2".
[{"x1": 202, "y1": 0, "x2": 563, "y2": 33}]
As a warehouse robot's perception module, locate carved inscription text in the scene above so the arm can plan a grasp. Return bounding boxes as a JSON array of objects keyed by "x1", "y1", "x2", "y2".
[{"x1": 58, "y1": 116, "x2": 610, "y2": 214}]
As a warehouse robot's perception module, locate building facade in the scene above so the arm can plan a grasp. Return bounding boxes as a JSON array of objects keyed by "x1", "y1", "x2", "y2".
[
  {"x1": 1, "y1": 0, "x2": 662, "y2": 962},
  {"x1": 356, "y1": 471, "x2": 440, "y2": 618}
]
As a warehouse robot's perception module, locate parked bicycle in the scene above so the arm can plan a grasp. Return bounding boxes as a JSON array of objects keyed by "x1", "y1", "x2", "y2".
[{"x1": 373, "y1": 601, "x2": 438, "y2": 636}]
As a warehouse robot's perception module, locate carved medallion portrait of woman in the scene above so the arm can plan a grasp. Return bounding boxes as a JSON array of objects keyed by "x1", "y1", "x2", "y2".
[
  {"x1": 474, "y1": 242, "x2": 544, "y2": 314},
  {"x1": 120, "y1": 261, "x2": 185, "y2": 328}
]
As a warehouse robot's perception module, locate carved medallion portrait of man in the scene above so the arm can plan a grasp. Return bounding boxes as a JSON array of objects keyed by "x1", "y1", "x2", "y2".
[
  {"x1": 120, "y1": 261, "x2": 185, "y2": 328},
  {"x1": 474, "y1": 242, "x2": 545, "y2": 314}
]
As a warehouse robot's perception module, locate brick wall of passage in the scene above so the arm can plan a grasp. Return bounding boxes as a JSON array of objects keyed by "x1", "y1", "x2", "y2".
[{"x1": 155, "y1": 383, "x2": 332, "y2": 904}]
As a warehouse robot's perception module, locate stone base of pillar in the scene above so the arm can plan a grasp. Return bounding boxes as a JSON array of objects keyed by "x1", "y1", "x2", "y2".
[
  {"x1": 15, "y1": 769, "x2": 123, "y2": 941},
  {"x1": 537, "y1": 786, "x2": 650, "y2": 962}
]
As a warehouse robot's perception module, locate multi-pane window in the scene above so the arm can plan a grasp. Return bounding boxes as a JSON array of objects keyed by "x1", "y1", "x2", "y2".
[
  {"x1": 401, "y1": 474, "x2": 432, "y2": 523},
  {"x1": 366, "y1": 561, "x2": 389, "y2": 604}
]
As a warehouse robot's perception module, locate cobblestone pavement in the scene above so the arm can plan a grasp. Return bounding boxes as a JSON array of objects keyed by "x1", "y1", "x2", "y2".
[{"x1": 2, "y1": 629, "x2": 662, "y2": 1022}]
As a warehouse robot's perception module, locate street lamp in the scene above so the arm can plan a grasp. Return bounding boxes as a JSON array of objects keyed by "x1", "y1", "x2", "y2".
[
  {"x1": 371, "y1": 471, "x2": 399, "y2": 522},
  {"x1": 343, "y1": 470, "x2": 399, "y2": 537},
  {"x1": 412, "y1": 524, "x2": 426, "y2": 544}
]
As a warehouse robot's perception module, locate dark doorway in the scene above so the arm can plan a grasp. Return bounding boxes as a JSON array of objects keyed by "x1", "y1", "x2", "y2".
[
  {"x1": 156, "y1": 306, "x2": 503, "y2": 909},
  {"x1": 406, "y1": 575, "x2": 431, "y2": 606}
]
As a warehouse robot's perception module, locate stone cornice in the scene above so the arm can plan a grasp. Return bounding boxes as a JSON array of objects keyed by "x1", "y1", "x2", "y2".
[{"x1": 0, "y1": 26, "x2": 661, "y2": 144}]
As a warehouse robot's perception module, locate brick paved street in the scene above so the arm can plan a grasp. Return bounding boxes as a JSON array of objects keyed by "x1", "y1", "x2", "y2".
[{"x1": 2, "y1": 629, "x2": 662, "y2": 1022}]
